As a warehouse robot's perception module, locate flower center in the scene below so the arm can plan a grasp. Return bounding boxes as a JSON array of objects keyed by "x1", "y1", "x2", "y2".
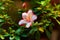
[{"x1": 26, "y1": 14, "x2": 32, "y2": 22}]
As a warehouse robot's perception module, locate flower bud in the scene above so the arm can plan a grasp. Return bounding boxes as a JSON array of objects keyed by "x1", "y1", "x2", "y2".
[{"x1": 22, "y1": 2, "x2": 28, "y2": 9}]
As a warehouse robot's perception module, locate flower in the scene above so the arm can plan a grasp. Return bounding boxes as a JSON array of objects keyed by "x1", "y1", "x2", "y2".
[{"x1": 18, "y1": 10, "x2": 37, "y2": 28}]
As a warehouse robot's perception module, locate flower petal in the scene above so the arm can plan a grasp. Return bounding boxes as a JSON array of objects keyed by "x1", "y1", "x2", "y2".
[
  {"x1": 27, "y1": 10, "x2": 33, "y2": 15},
  {"x1": 18, "y1": 20, "x2": 27, "y2": 25},
  {"x1": 27, "y1": 10, "x2": 33, "y2": 21},
  {"x1": 32, "y1": 15, "x2": 37, "y2": 21},
  {"x1": 26, "y1": 22, "x2": 32, "y2": 28},
  {"x1": 22, "y1": 12, "x2": 27, "y2": 19}
]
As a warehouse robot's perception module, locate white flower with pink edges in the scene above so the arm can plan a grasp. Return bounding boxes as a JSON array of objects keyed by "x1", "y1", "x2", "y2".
[{"x1": 18, "y1": 10, "x2": 37, "y2": 28}]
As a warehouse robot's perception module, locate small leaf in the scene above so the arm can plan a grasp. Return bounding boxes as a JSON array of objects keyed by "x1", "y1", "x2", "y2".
[
  {"x1": 39, "y1": 27, "x2": 44, "y2": 32},
  {"x1": 33, "y1": 22, "x2": 39, "y2": 26},
  {"x1": 4, "y1": 33, "x2": 10, "y2": 37},
  {"x1": 0, "y1": 6, "x2": 5, "y2": 10},
  {"x1": 45, "y1": 24, "x2": 49, "y2": 27},
  {"x1": 45, "y1": 30, "x2": 51, "y2": 39},
  {"x1": 15, "y1": 28, "x2": 21, "y2": 35},
  {"x1": 0, "y1": 23, "x2": 4, "y2": 27},
  {"x1": 0, "y1": 19, "x2": 5, "y2": 23},
  {"x1": 0, "y1": 2, "x2": 3, "y2": 6},
  {"x1": 9, "y1": 36, "x2": 15, "y2": 40},
  {"x1": 29, "y1": 27, "x2": 37, "y2": 34},
  {"x1": 4, "y1": 14, "x2": 10, "y2": 18},
  {"x1": 0, "y1": 15, "x2": 4, "y2": 18},
  {"x1": 35, "y1": 31, "x2": 40, "y2": 40},
  {"x1": 56, "y1": 19, "x2": 60, "y2": 25},
  {"x1": 36, "y1": 1, "x2": 41, "y2": 4},
  {"x1": 41, "y1": 1, "x2": 46, "y2": 6},
  {"x1": 0, "y1": 35, "x2": 5, "y2": 40},
  {"x1": 15, "y1": 36, "x2": 20, "y2": 40},
  {"x1": 21, "y1": 33, "x2": 28, "y2": 37}
]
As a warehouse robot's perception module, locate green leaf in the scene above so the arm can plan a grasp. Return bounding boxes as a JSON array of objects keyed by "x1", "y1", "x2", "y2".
[
  {"x1": 35, "y1": 31, "x2": 40, "y2": 40},
  {"x1": 41, "y1": 1, "x2": 46, "y2": 6},
  {"x1": 0, "y1": 6, "x2": 5, "y2": 10},
  {"x1": 9, "y1": 36, "x2": 15, "y2": 40},
  {"x1": 15, "y1": 36, "x2": 20, "y2": 40},
  {"x1": 0, "y1": 23, "x2": 4, "y2": 27},
  {"x1": 36, "y1": 1, "x2": 41, "y2": 4},
  {"x1": 0, "y1": 19, "x2": 5, "y2": 23},
  {"x1": 45, "y1": 0, "x2": 50, "y2": 3},
  {"x1": 0, "y1": 2, "x2": 3, "y2": 6},
  {"x1": 4, "y1": 14, "x2": 10, "y2": 18},
  {"x1": 45, "y1": 23, "x2": 49, "y2": 27},
  {"x1": 33, "y1": 22, "x2": 39, "y2": 26},
  {"x1": 45, "y1": 30, "x2": 51, "y2": 39},
  {"x1": 4, "y1": 33, "x2": 10, "y2": 37},
  {"x1": 56, "y1": 19, "x2": 60, "y2": 25},
  {"x1": 15, "y1": 28, "x2": 21, "y2": 35},
  {"x1": 37, "y1": 0, "x2": 50, "y2": 6},
  {"x1": 36, "y1": 1, "x2": 47, "y2": 6},
  {"x1": 21, "y1": 33, "x2": 28, "y2": 37},
  {"x1": 0, "y1": 35, "x2": 5, "y2": 40},
  {"x1": 56, "y1": 4, "x2": 60, "y2": 9},
  {"x1": 29, "y1": 27, "x2": 37, "y2": 34}
]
